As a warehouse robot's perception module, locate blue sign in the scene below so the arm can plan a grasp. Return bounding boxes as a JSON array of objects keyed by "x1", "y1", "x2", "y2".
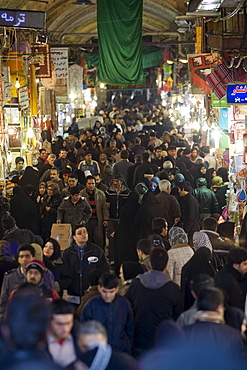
[
  {"x1": 227, "y1": 84, "x2": 247, "y2": 104},
  {"x1": 0, "y1": 9, "x2": 46, "y2": 29}
]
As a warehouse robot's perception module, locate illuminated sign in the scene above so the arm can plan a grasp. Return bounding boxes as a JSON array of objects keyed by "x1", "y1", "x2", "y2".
[
  {"x1": 227, "y1": 84, "x2": 247, "y2": 104},
  {"x1": 0, "y1": 9, "x2": 46, "y2": 29}
]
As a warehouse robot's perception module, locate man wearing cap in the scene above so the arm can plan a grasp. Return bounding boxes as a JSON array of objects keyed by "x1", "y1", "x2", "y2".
[
  {"x1": 9, "y1": 260, "x2": 59, "y2": 302},
  {"x1": 78, "y1": 151, "x2": 100, "y2": 174},
  {"x1": 106, "y1": 173, "x2": 130, "y2": 264},
  {"x1": 57, "y1": 186, "x2": 92, "y2": 228},
  {"x1": 148, "y1": 130, "x2": 163, "y2": 148},
  {"x1": 211, "y1": 176, "x2": 228, "y2": 212},
  {"x1": 192, "y1": 177, "x2": 219, "y2": 222},
  {"x1": 8, "y1": 157, "x2": 25, "y2": 179},
  {"x1": 0, "y1": 244, "x2": 55, "y2": 320},
  {"x1": 176, "y1": 148, "x2": 193, "y2": 170},
  {"x1": 1, "y1": 213, "x2": 43, "y2": 247}
]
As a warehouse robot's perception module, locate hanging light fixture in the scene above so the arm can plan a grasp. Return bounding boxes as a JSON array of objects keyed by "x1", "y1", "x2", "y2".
[{"x1": 15, "y1": 77, "x2": 20, "y2": 88}]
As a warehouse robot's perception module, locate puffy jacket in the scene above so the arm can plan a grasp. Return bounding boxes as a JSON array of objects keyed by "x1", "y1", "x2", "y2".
[
  {"x1": 62, "y1": 242, "x2": 109, "y2": 298},
  {"x1": 80, "y1": 187, "x2": 109, "y2": 227},
  {"x1": 57, "y1": 196, "x2": 92, "y2": 227},
  {"x1": 192, "y1": 185, "x2": 219, "y2": 214},
  {"x1": 81, "y1": 294, "x2": 133, "y2": 353}
]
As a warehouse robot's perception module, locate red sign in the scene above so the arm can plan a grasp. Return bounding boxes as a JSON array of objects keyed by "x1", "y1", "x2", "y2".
[{"x1": 31, "y1": 44, "x2": 51, "y2": 78}]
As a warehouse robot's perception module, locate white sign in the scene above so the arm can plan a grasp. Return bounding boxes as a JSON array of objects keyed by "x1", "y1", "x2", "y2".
[
  {"x1": 18, "y1": 86, "x2": 29, "y2": 110},
  {"x1": 50, "y1": 48, "x2": 68, "y2": 79}
]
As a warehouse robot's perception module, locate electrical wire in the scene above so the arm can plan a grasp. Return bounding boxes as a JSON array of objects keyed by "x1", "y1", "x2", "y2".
[{"x1": 205, "y1": 0, "x2": 246, "y2": 23}]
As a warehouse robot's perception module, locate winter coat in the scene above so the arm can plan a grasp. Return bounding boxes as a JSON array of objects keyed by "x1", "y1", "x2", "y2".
[
  {"x1": 178, "y1": 193, "x2": 200, "y2": 235},
  {"x1": 43, "y1": 256, "x2": 72, "y2": 295},
  {"x1": 125, "y1": 270, "x2": 181, "y2": 353},
  {"x1": 192, "y1": 186, "x2": 219, "y2": 214},
  {"x1": 2, "y1": 227, "x2": 43, "y2": 250},
  {"x1": 167, "y1": 243, "x2": 194, "y2": 286},
  {"x1": 57, "y1": 196, "x2": 92, "y2": 227},
  {"x1": 81, "y1": 295, "x2": 134, "y2": 354},
  {"x1": 135, "y1": 192, "x2": 165, "y2": 241},
  {"x1": 41, "y1": 194, "x2": 62, "y2": 240},
  {"x1": 80, "y1": 187, "x2": 109, "y2": 227},
  {"x1": 155, "y1": 191, "x2": 181, "y2": 229},
  {"x1": 215, "y1": 264, "x2": 246, "y2": 310},
  {"x1": 106, "y1": 185, "x2": 130, "y2": 220},
  {"x1": 62, "y1": 242, "x2": 109, "y2": 298}
]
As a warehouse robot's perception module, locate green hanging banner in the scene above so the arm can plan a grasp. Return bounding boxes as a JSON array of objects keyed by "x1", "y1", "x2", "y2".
[{"x1": 97, "y1": 0, "x2": 144, "y2": 85}]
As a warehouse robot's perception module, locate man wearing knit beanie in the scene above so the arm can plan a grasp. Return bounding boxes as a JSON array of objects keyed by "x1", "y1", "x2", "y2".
[{"x1": 25, "y1": 259, "x2": 59, "y2": 301}]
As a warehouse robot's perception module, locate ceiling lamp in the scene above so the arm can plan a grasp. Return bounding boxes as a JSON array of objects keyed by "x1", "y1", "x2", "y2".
[
  {"x1": 72, "y1": 0, "x2": 95, "y2": 4},
  {"x1": 188, "y1": 0, "x2": 224, "y2": 12}
]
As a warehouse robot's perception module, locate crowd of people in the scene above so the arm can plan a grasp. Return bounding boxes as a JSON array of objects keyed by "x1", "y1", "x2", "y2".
[{"x1": 0, "y1": 103, "x2": 246, "y2": 369}]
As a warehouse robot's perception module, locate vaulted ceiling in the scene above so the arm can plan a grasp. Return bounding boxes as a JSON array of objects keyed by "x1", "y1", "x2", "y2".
[{"x1": 2, "y1": 0, "x2": 187, "y2": 43}]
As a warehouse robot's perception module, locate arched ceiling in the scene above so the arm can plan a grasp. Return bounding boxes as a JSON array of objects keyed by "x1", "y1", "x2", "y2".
[{"x1": 1, "y1": 0, "x2": 187, "y2": 44}]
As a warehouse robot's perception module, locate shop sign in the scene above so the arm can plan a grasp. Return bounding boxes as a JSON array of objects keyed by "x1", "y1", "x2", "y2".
[
  {"x1": 51, "y1": 48, "x2": 68, "y2": 79},
  {"x1": 31, "y1": 44, "x2": 51, "y2": 78},
  {"x1": 188, "y1": 53, "x2": 218, "y2": 95},
  {"x1": 227, "y1": 84, "x2": 247, "y2": 104},
  {"x1": 0, "y1": 9, "x2": 46, "y2": 29},
  {"x1": 18, "y1": 86, "x2": 29, "y2": 110}
]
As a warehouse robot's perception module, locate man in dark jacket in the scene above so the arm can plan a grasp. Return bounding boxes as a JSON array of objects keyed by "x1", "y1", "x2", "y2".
[
  {"x1": 155, "y1": 179, "x2": 181, "y2": 229},
  {"x1": 0, "y1": 244, "x2": 55, "y2": 321},
  {"x1": 63, "y1": 225, "x2": 109, "y2": 305},
  {"x1": 57, "y1": 186, "x2": 92, "y2": 227},
  {"x1": 176, "y1": 148, "x2": 193, "y2": 170},
  {"x1": 184, "y1": 287, "x2": 245, "y2": 357},
  {"x1": 177, "y1": 181, "x2": 200, "y2": 244},
  {"x1": 1, "y1": 214, "x2": 43, "y2": 249},
  {"x1": 192, "y1": 177, "x2": 219, "y2": 222},
  {"x1": 133, "y1": 152, "x2": 158, "y2": 186},
  {"x1": 106, "y1": 173, "x2": 130, "y2": 263},
  {"x1": 214, "y1": 247, "x2": 247, "y2": 310},
  {"x1": 78, "y1": 320, "x2": 137, "y2": 370},
  {"x1": 125, "y1": 247, "x2": 181, "y2": 357},
  {"x1": 81, "y1": 273, "x2": 133, "y2": 354}
]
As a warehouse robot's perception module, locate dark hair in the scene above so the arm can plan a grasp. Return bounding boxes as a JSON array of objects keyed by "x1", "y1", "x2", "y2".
[
  {"x1": 178, "y1": 181, "x2": 192, "y2": 193},
  {"x1": 51, "y1": 299, "x2": 75, "y2": 315},
  {"x1": 85, "y1": 175, "x2": 95, "y2": 183},
  {"x1": 202, "y1": 217, "x2": 218, "y2": 231},
  {"x1": 59, "y1": 148, "x2": 67, "y2": 153},
  {"x1": 17, "y1": 244, "x2": 35, "y2": 258},
  {"x1": 5, "y1": 294, "x2": 51, "y2": 349},
  {"x1": 150, "y1": 247, "x2": 168, "y2": 271},
  {"x1": 92, "y1": 172, "x2": 100, "y2": 177},
  {"x1": 50, "y1": 166, "x2": 59, "y2": 173},
  {"x1": 72, "y1": 224, "x2": 88, "y2": 236},
  {"x1": 68, "y1": 173, "x2": 78, "y2": 180},
  {"x1": 15, "y1": 156, "x2": 24, "y2": 165},
  {"x1": 70, "y1": 186, "x2": 80, "y2": 195},
  {"x1": 89, "y1": 269, "x2": 104, "y2": 286},
  {"x1": 190, "y1": 274, "x2": 215, "y2": 297},
  {"x1": 39, "y1": 148, "x2": 46, "y2": 154},
  {"x1": 137, "y1": 239, "x2": 152, "y2": 255},
  {"x1": 228, "y1": 247, "x2": 247, "y2": 266},
  {"x1": 142, "y1": 152, "x2": 149, "y2": 161},
  {"x1": 152, "y1": 217, "x2": 168, "y2": 234},
  {"x1": 98, "y1": 273, "x2": 119, "y2": 289},
  {"x1": 211, "y1": 213, "x2": 221, "y2": 222},
  {"x1": 155, "y1": 146, "x2": 162, "y2": 151},
  {"x1": 120, "y1": 150, "x2": 129, "y2": 160},
  {"x1": 197, "y1": 287, "x2": 224, "y2": 311},
  {"x1": 75, "y1": 142, "x2": 82, "y2": 149}
]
